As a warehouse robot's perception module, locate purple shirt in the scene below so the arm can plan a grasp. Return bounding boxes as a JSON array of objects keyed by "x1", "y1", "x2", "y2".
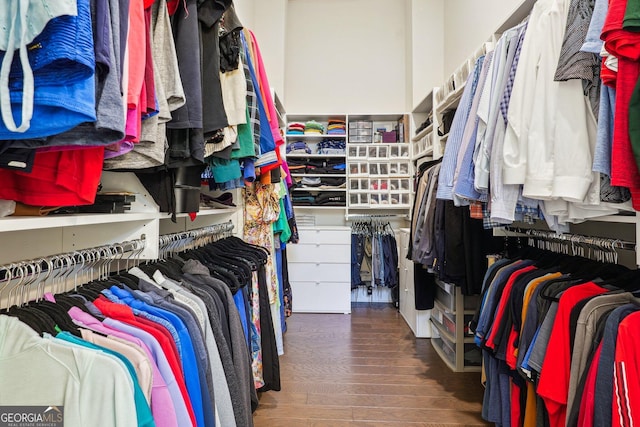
[{"x1": 68, "y1": 307, "x2": 190, "y2": 427}]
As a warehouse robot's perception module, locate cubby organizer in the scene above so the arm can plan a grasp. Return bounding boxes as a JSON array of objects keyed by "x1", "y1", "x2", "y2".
[{"x1": 287, "y1": 113, "x2": 413, "y2": 219}]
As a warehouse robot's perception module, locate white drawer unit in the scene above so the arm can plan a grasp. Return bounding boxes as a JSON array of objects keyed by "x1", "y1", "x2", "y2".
[
  {"x1": 286, "y1": 244, "x2": 350, "y2": 264},
  {"x1": 287, "y1": 226, "x2": 351, "y2": 314}
]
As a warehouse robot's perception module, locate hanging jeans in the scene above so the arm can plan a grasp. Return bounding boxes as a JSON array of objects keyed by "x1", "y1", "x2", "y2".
[
  {"x1": 382, "y1": 234, "x2": 399, "y2": 287},
  {"x1": 351, "y1": 233, "x2": 365, "y2": 288}
]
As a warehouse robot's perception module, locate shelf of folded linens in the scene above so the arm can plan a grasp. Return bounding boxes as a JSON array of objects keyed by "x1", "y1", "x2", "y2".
[
  {"x1": 290, "y1": 173, "x2": 346, "y2": 178},
  {"x1": 0, "y1": 212, "x2": 160, "y2": 233},
  {"x1": 292, "y1": 188, "x2": 347, "y2": 192},
  {"x1": 286, "y1": 154, "x2": 346, "y2": 159},
  {"x1": 285, "y1": 134, "x2": 347, "y2": 139}
]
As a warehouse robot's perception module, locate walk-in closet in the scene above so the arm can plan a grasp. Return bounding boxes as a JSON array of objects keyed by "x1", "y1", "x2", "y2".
[{"x1": 1, "y1": 0, "x2": 640, "y2": 426}]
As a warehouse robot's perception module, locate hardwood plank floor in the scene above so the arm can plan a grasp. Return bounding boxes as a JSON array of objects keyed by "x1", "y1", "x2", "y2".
[{"x1": 253, "y1": 304, "x2": 489, "y2": 426}]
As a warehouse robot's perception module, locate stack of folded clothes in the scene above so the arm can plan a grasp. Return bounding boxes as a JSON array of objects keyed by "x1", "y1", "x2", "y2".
[
  {"x1": 300, "y1": 176, "x2": 321, "y2": 187},
  {"x1": 319, "y1": 177, "x2": 346, "y2": 188},
  {"x1": 291, "y1": 191, "x2": 315, "y2": 205},
  {"x1": 51, "y1": 194, "x2": 136, "y2": 214},
  {"x1": 287, "y1": 158, "x2": 346, "y2": 174},
  {"x1": 286, "y1": 141, "x2": 312, "y2": 154},
  {"x1": 287, "y1": 122, "x2": 305, "y2": 135},
  {"x1": 315, "y1": 192, "x2": 346, "y2": 206},
  {"x1": 293, "y1": 176, "x2": 346, "y2": 189},
  {"x1": 317, "y1": 139, "x2": 346, "y2": 155},
  {"x1": 291, "y1": 191, "x2": 346, "y2": 207},
  {"x1": 304, "y1": 120, "x2": 325, "y2": 135},
  {"x1": 327, "y1": 118, "x2": 346, "y2": 135}
]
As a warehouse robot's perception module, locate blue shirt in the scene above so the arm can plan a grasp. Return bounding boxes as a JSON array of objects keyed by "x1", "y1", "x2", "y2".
[
  {"x1": 436, "y1": 55, "x2": 485, "y2": 200},
  {"x1": 107, "y1": 286, "x2": 206, "y2": 427}
]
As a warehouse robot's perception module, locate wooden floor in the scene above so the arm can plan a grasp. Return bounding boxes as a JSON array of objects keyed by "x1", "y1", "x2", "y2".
[{"x1": 253, "y1": 304, "x2": 489, "y2": 426}]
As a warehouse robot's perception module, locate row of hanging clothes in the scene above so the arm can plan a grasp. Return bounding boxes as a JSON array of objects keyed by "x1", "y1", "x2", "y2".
[
  {"x1": 350, "y1": 218, "x2": 399, "y2": 292},
  {"x1": 0, "y1": 223, "x2": 279, "y2": 427},
  {"x1": 471, "y1": 229, "x2": 640, "y2": 427}
]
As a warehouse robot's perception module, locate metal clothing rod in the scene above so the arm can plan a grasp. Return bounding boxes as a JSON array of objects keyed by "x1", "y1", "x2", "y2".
[
  {"x1": 503, "y1": 226, "x2": 636, "y2": 251},
  {"x1": 158, "y1": 220, "x2": 235, "y2": 258},
  {"x1": 346, "y1": 214, "x2": 408, "y2": 220},
  {"x1": 0, "y1": 237, "x2": 147, "y2": 308}
]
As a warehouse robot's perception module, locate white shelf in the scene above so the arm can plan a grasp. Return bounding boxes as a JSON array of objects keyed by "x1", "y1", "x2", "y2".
[
  {"x1": 412, "y1": 123, "x2": 434, "y2": 142},
  {"x1": 412, "y1": 89, "x2": 435, "y2": 114},
  {"x1": 349, "y1": 205, "x2": 411, "y2": 209},
  {"x1": 588, "y1": 214, "x2": 638, "y2": 224},
  {"x1": 285, "y1": 134, "x2": 346, "y2": 138},
  {"x1": 436, "y1": 82, "x2": 466, "y2": 113},
  {"x1": 293, "y1": 206, "x2": 346, "y2": 210},
  {"x1": 414, "y1": 146, "x2": 434, "y2": 160},
  {"x1": 0, "y1": 212, "x2": 160, "y2": 233},
  {"x1": 441, "y1": 133, "x2": 450, "y2": 143},
  {"x1": 175, "y1": 208, "x2": 238, "y2": 218},
  {"x1": 288, "y1": 156, "x2": 346, "y2": 161}
]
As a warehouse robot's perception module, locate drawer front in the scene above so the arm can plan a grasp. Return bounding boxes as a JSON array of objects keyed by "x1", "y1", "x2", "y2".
[
  {"x1": 290, "y1": 281, "x2": 351, "y2": 313},
  {"x1": 288, "y1": 262, "x2": 350, "y2": 283},
  {"x1": 287, "y1": 244, "x2": 350, "y2": 263},
  {"x1": 297, "y1": 228, "x2": 351, "y2": 245}
]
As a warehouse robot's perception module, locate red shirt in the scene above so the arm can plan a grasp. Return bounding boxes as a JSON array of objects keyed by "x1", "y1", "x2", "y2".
[
  {"x1": 601, "y1": 0, "x2": 640, "y2": 207},
  {"x1": 537, "y1": 282, "x2": 607, "y2": 427},
  {"x1": 0, "y1": 148, "x2": 104, "y2": 206},
  {"x1": 484, "y1": 265, "x2": 537, "y2": 351},
  {"x1": 94, "y1": 297, "x2": 197, "y2": 427},
  {"x1": 578, "y1": 342, "x2": 602, "y2": 427}
]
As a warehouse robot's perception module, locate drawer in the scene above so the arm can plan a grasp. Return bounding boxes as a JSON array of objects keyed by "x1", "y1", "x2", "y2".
[
  {"x1": 288, "y1": 262, "x2": 350, "y2": 282},
  {"x1": 287, "y1": 244, "x2": 350, "y2": 263},
  {"x1": 290, "y1": 281, "x2": 351, "y2": 313},
  {"x1": 297, "y1": 228, "x2": 350, "y2": 245}
]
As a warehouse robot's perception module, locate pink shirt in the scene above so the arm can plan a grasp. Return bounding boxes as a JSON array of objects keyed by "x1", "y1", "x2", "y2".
[{"x1": 69, "y1": 307, "x2": 181, "y2": 427}]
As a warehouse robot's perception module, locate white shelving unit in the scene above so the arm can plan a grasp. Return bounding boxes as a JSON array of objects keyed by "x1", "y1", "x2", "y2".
[
  {"x1": 430, "y1": 279, "x2": 482, "y2": 373},
  {"x1": 285, "y1": 114, "x2": 348, "y2": 210},
  {"x1": 0, "y1": 172, "x2": 242, "y2": 265}
]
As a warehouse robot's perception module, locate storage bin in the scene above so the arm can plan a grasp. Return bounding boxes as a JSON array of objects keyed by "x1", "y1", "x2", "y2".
[
  {"x1": 349, "y1": 120, "x2": 373, "y2": 129},
  {"x1": 350, "y1": 136, "x2": 373, "y2": 143},
  {"x1": 349, "y1": 128, "x2": 373, "y2": 136}
]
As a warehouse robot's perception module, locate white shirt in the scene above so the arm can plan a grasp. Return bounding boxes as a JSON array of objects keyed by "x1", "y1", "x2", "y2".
[{"x1": 0, "y1": 315, "x2": 138, "y2": 427}]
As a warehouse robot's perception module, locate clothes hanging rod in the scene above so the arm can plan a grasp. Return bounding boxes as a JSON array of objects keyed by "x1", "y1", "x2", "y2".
[
  {"x1": 159, "y1": 220, "x2": 234, "y2": 243},
  {"x1": 158, "y1": 220, "x2": 235, "y2": 254},
  {"x1": 502, "y1": 226, "x2": 636, "y2": 251},
  {"x1": 0, "y1": 237, "x2": 147, "y2": 288},
  {"x1": 346, "y1": 214, "x2": 409, "y2": 220}
]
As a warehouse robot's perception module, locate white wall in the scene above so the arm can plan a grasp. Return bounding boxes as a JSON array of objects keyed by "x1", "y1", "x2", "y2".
[
  {"x1": 233, "y1": 0, "x2": 255, "y2": 29},
  {"x1": 443, "y1": 0, "x2": 524, "y2": 76},
  {"x1": 285, "y1": 0, "x2": 409, "y2": 114},
  {"x1": 252, "y1": 0, "x2": 287, "y2": 99},
  {"x1": 411, "y1": 0, "x2": 444, "y2": 108}
]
